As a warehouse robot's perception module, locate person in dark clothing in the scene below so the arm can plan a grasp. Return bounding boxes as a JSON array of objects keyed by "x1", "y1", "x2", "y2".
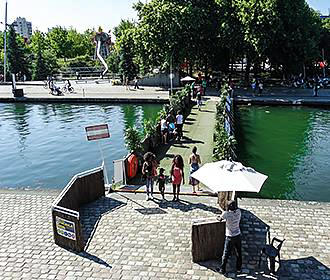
[
  {"x1": 217, "y1": 200, "x2": 242, "y2": 275},
  {"x1": 313, "y1": 76, "x2": 319, "y2": 97},
  {"x1": 156, "y1": 168, "x2": 166, "y2": 200}
]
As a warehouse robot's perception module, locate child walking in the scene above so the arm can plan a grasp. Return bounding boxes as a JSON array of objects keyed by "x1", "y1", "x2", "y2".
[
  {"x1": 171, "y1": 155, "x2": 185, "y2": 201},
  {"x1": 156, "y1": 168, "x2": 166, "y2": 200}
]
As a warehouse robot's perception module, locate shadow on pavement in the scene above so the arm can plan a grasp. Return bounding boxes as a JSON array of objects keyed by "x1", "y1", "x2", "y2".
[
  {"x1": 76, "y1": 251, "x2": 112, "y2": 269},
  {"x1": 197, "y1": 209, "x2": 270, "y2": 278},
  {"x1": 152, "y1": 198, "x2": 221, "y2": 214},
  {"x1": 80, "y1": 196, "x2": 126, "y2": 249},
  {"x1": 276, "y1": 256, "x2": 329, "y2": 279}
]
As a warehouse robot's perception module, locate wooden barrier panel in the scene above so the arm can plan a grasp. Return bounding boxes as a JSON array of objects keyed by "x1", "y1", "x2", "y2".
[
  {"x1": 52, "y1": 166, "x2": 105, "y2": 252},
  {"x1": 52, "y1": 208, "x2": 84, "y2": 252},
  {"x1": 192, "y1": 218, "x2": 226, "y2": 262}
]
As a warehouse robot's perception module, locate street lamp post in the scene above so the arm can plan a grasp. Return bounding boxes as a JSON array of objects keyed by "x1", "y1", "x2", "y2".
[{"x1": 3, "y1": 1, "x2": 8, "y2": 82}]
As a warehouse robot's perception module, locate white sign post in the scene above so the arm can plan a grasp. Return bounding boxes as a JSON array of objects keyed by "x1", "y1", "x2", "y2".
[{"x1": 85, "y1": 124, "x2": 110, "y2": 186}]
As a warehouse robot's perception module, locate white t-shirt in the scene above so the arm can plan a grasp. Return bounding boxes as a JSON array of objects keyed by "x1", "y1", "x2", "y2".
[
  {"x1": 221, "y1": 209, "x2": 241, "y2": 237},
  {"x1": 176, "y1": 114, "x2": 183, "y2": 125},
  {"x1": 161, "y1": 119, "x2": 167, "y2": 131}
]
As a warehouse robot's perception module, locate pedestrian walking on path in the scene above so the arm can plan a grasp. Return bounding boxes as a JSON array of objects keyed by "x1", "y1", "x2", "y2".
[
  {"x1": 175, "y1": 111, "x2": 183, "y2": 140},
  {"x1": 156, "y1": 168, "x2": 166, "y2": 200},
  {"x1": 189, "y1": 146, "x2": 201, "y2": 193},
  {"x1": 170, "y1": 155, "x2": 185, "y2": 201},
  {"x1": 134, "y1": 77, "x2": 139, "y2": 89},
  {"x1": 160, "y1": 117, "x2": 168, "y2": 144},
  {"x1": 217, "y1": 200, "x2": 242, "y2": 275},
  {"x1": 142, "y1": 152, "x2": 157, "y2": 200},
  {"x1": 197, "y1": 90, "x2": 202, "y2": 110}
]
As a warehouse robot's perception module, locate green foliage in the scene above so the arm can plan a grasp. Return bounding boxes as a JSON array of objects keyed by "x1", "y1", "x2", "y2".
[
  {"x1": 58, "y1": 55, "x2": 95, "y2": 69},
  {"x1": 133, "y1": 0, "x2": 221, "y2": 71},
  {"x1": 266, "y1": 0, "x2": 322, "y2": 74},
  {"x1": 30, "y1": 31, "x2": 58, "y2": 80},
  {"x1": 320, "y1": 18, "x2": 330, "y2": 63},
  {"x1": 143, "y1": 119, "x2": 157, "y2": 137},
  {"x1": 118, "y1": 30, "x2": 138, "y2": 80},
  {"x1": 7, "y1": 26, "x2": 31, "y2": 77},
  {"x1": 213, "y1": 87, "x2": 236, "y2": 161},
  {"x1": 124, "y1": 126, "x2": 143, "y2": 153}
]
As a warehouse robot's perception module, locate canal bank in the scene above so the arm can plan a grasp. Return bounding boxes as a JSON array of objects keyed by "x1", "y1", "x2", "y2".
[
  {"x1": 0, "y1": 84, "x2": 169, "y2": 104},
  {"x1": 235, "y1": 87, "x2": 330, "y2": 106}
]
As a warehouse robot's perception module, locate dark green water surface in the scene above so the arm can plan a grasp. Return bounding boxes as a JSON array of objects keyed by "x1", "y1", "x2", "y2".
[
  {"x1": 0, "y1": 103, "x2": 161, "y2": 190},
  {"x1": 236, "y1": 105, "x2": 330, "y2": 202}
]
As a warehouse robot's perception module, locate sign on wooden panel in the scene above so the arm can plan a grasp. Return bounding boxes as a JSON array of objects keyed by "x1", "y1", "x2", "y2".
[{"x1": 56, "y1": 216, "x2": 76, "y2": 240}]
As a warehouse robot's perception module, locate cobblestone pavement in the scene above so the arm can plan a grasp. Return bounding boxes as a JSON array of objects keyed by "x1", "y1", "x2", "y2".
[{"x1": 0, "y1": 191, "x2": 329, "y2": 280}]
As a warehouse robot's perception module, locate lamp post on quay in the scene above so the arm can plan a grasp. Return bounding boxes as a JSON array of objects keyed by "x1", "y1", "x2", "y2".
[{"x1": 1, "y1": 1, "x2": 8, "y2": 82}]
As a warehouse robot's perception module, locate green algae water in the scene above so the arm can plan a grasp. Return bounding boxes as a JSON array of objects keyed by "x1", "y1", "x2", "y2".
[
  {"x1": 0, "y1": 103, "x2": 161, "y2": 190},
  {"x1": 236, "y1": 105, "x2": 330, "y2": 202}
]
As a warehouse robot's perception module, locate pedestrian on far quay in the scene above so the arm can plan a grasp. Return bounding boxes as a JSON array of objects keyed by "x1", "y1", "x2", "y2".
[
  {"x1": 217, "y1": 200, "x2": 242, "y2": 275},
  {"x1": 156, "y1": 168, "x2": 166, "y2": 200},
  {"x1": 313, "y1": 76, "x2": 319, "y2": 97},
  {"x1": 142, "y1": 152, "x2": 156, "y2": 200},
  {"x1": 171, "y1": 155, "x2": 185, "y2": 201},
  {"x1": 134, "y1": 77, "x2": 139, "y2": 89},
  {"x1": 175, "y1": 110, "x2": 183, "y2": 140},
  {"x1": 258, "y1": 80, "x2": 263, "y2": 95}
]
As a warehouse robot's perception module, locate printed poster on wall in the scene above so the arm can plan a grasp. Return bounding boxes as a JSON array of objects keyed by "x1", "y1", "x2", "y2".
[{"x1": 56, "y1": 216, "x2": 76, "y2": 240}]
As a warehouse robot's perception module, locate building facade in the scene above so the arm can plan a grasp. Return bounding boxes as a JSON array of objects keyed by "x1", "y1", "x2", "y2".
[{"x1": 12, "y1": 17, "x2": 32, "y2": 39}]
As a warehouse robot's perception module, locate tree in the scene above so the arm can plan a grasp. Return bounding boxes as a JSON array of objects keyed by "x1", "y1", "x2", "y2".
[
  {"x1": 266, "y1": 0, "x2": 321, "y2": 76},
  {"x1": 7, "y1": 26, "x2": 31, "y2": 78},
  {"x1": 30, "y1": 31, "x2": 58, "y2": 80},
  {"x1": 118, "y1": 30, "x2": 138, "y2": 80},
  {"x1": 133, "y1": 0, "x2": 221, "y2": 74},
  {"x1": 66, "y1": 28, "x2": 94, "y2": 58},
  {"x1": 47, "y1": 26, "x2": 70, "y2": 59},
  {"x1": 320, "y1": 18, "x2": 330, "y2": 65}
]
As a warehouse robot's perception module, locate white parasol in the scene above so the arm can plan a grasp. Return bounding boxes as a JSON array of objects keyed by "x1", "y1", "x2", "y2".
[{"x1": 191, "y1": 160, "x2": 268, "y2": 193}]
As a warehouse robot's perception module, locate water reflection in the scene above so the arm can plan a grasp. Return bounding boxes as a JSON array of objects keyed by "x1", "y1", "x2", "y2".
[
  {"x1": 11, "y1": 103, "x2": 31, "y2": 152},
  {"x1": 0, "y1": 103, "x2": 162, "y2": 189}
]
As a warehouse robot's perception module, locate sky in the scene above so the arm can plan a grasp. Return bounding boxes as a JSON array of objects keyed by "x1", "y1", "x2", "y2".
[{"x1": 0, "y1": 0, "x2": 329, "y2": 33}]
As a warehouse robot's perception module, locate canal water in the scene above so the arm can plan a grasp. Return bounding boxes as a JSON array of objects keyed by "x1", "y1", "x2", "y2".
[
  {"x1": 0, "y1": 103, "x2": 161, "y2": 190},
  {"x1": 236, "y1": 105, "x2": 330, "y2": 202}
]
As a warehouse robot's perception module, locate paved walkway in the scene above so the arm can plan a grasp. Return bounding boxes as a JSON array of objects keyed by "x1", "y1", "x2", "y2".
[
  {"x1": 0, "y1": 191, "x2": 329, "y2": 279},
  {"x1": 157, "y1": 97, "x2": 218, "y2": 187},
  {"x1": 0, "y1": 83, "x2": 169, "y2": 103},
  {"x1": 235, "y1": 87, "x2": 330, "y2": 106}
]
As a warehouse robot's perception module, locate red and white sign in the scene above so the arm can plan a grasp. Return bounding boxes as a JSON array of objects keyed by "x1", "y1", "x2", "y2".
[{"x1": 85, "y1": 124, "x2": 110, "y2": 141}]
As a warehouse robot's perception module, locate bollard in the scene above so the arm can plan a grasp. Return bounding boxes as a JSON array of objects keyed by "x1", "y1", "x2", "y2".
[{"x1": 83, "y1": 88, "x2": 85, "y2": 97}]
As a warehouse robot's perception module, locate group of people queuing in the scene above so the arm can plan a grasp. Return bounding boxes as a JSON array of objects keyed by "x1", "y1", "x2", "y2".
[
  {"x1": 142, "y1": 146, "x2": 202, "y2": 201},
  {"x1": 160, "y1": 110, "x2": 184, "y2": 144}
]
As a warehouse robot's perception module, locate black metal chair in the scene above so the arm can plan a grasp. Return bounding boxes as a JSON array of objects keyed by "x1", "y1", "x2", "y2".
[{"x1": 258, "y1": 229, "x2": 285, "y2": 274}]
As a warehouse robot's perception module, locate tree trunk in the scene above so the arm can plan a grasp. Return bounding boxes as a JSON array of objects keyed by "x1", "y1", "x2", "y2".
[{"x1": 244, "y1": 57, "x2": 251, "y2": 86}]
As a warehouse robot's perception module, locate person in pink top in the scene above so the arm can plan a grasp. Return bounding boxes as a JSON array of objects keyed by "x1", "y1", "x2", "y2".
[{"x1": 170, "y1": 155, "x2": 185, "y2": 201}]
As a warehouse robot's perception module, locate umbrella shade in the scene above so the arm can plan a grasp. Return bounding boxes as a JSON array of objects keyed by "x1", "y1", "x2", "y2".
[
  {"x1": 180, "y1": 76, "x2": 195, "y2": 82},
  {"x1": 191, "y1": 160, "x2": 268, "y2": 193}
]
